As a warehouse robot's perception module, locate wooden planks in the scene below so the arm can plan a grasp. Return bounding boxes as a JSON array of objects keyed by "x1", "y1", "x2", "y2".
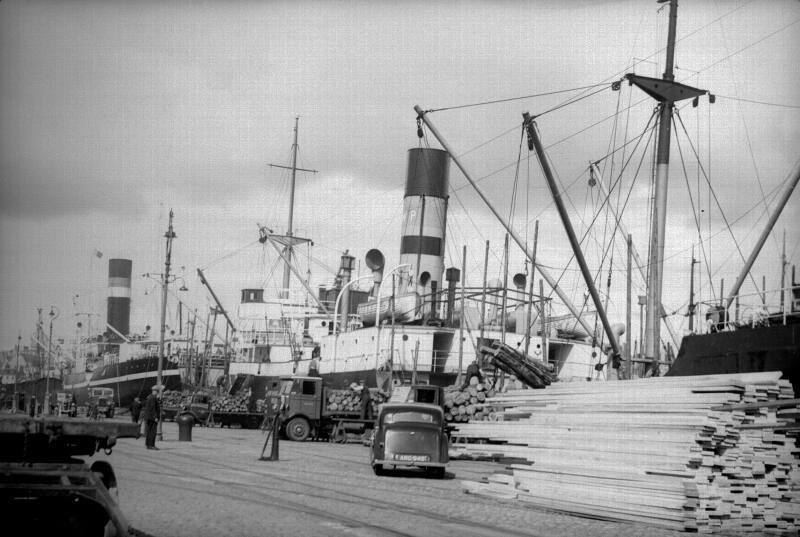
[{"x1": 454, "y1": 372, "x2": 800, "y2": 534}]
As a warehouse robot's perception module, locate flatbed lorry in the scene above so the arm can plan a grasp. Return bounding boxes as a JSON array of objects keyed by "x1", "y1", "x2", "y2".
[
  {"x1": 266, "y1": 376, "x2": 375, "y2": 442},
  {"x1": 0, "y1": 413, "x2": 140, "y2": 536},
  {"x1": 265, "y1": 377, "x2": 445, "y2": 442},
  {"x1": 161, "y1": 391, "x2": 263, "y2": 429}
]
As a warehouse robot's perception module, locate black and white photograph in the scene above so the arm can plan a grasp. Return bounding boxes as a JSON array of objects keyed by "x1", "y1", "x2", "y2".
[{"x1": 1, "y1": 1, "x2": 799, "y2": 535}]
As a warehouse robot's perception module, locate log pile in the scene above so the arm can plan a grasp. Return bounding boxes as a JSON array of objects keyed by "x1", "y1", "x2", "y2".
[
  {"x1": 161, "y1": 390, "x2": 189, "y2": 408},
  {"x1": 443, "y1": 380, "x2": 497, "y2": 423},
  {"x1": 481, "y1": 341, "x2": 557, "y2": 389},
  {"x1": 325, "y1": 387, "x2": 389, "y2": 415},
  {"x1": 211, "y1": 393, "x2": 251, "y2": 413},
  {"x1": 454, "y1": 372, "x2": 800, "y2": 534}
]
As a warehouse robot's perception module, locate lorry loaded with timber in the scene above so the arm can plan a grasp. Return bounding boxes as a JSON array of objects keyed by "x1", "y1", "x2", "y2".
[
  {"x1": 265, "y1": 376, "x2": 391, "y2": 442},
  {"x1": 209, "y1": 390, "x2": 265, "y2": 429},
  {"x1": 161, "y1": 389, "x2": 264, "y2": 429},
  {"x1": 0, "y1": 413, "x2": 140, "y2": 536}
]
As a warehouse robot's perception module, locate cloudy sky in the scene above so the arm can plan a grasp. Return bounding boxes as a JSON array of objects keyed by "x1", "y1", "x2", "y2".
[{"x1": 1, "y1": 0, "x2": 798, "y2": 353}]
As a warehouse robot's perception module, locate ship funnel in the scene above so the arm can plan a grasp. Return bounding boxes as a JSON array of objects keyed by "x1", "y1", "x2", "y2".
[
  {"x1": 365, "y1": 249, "x2": 385, "y2": 297},
  {"x1": 399, "y1": 147, "x2": 449, "y2": 319},
  {"x1": 512, "y1": 273, "x2": 526, "y2": 291},
  {"x1": 107, "y1": 258, "x2": 132, "y2": 340}
]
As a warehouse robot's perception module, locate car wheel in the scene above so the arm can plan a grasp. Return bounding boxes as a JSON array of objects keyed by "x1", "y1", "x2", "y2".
[{"x1": 285, "y1": 417, "x2": 310, "y2": 442}]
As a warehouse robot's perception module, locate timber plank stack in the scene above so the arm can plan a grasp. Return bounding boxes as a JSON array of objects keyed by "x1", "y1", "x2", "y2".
[{"x1": 453, "y1": 372, "x2": 800, "y2": 534}]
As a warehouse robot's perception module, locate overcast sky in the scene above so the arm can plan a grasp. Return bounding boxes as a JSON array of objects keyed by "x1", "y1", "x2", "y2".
[{"x1": 1, "y1": 0, "x2": 798, "y2": 352}]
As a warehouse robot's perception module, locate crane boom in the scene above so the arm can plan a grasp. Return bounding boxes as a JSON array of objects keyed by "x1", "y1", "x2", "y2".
[{"x1": 196, "y1": 268, "x2": 236, "y2": 333}]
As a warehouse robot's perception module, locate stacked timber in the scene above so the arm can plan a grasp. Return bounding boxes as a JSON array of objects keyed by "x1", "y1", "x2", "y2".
[
  {"x1": 161, "y1": 390, "x2": 189, "y2": 408},
  {"x1": 454, "y1": 372, "x2": 800, "y2": 534},
  {"x1": 325, "y1": 387, "x2": 389, "y2": 415},
  {"x1": 211, "y1": 393, "x2": 250, "y2": 413},
  {"x1": 443, "y1": 380, "x2": 497, "y2": 423},
  {"x1": 481, "y1": 341, "x2": 557, "y2": 389}
]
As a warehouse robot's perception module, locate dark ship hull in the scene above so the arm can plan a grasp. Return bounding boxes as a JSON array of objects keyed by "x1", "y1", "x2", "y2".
[
  {"x1": 666, "y1": 321, "x2": 800, "y2": 392},
  {"x1": 63, "y1": 356, "x2": 182, "y2": 408}
]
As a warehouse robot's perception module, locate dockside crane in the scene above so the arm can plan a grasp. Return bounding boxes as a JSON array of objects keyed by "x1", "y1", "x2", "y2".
[{"x1": 197, "y1": 268, "x2": 236, "y2": 382}]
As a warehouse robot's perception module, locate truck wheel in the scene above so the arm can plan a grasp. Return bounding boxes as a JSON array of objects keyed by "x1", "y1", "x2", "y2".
[
  {"x1": 372, "y1": 464, "x2": 385, "y2": 476},
  {"x1": 285, "y1": 417, "x2": 310, "y2": 442}
]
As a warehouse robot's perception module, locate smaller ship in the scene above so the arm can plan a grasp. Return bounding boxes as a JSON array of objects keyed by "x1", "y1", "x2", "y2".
[{"x1": 62, "y1": 256, "x2": 184, "y2": 408}]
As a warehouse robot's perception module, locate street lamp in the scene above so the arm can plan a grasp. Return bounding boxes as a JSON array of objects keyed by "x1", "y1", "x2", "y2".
[
  {"x1": 331, "y1": 275, "x2": 374, "y2": 370},
  {"x1": 374, "y1": 264, "x2": 410, "y2": 367},
  {"x1": 45, "y1": 306, "x2": 59, "y2": 415},
  {"x1": 14, "y1": 333, "x2": 21, "y2": 412},
  {"x1": 157, "y1": 210, "x2": 176, "y2": 441}
]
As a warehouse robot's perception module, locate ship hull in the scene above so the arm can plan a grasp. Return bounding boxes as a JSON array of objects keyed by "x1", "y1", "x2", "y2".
[
  {"x1": 666, "y1": 322, "x2": 800, "y2": 391},
  {"x1": 62, "y1": 356, "x2": 182, "y2": 408}
]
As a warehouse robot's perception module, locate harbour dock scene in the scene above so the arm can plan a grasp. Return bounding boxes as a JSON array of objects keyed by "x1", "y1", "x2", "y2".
[{"x1": 1, "y1": 1, "x2": 798, "y2": 535}]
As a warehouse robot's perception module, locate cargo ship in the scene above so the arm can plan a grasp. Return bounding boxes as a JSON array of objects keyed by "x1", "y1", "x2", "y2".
[
  {"x1": 227, "y1": 123, "x2": 601, "y2": 396},
  {"x1": 59, "y1": 258, "x2": 183, "y2": 408}
]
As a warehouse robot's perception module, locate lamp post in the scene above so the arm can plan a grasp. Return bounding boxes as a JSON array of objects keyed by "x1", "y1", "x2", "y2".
[
  {"x1": 332, "y1": 275, "x2": 373, "y2": 369},
  {"x1": 374, "y1": 264, "x2": 410, "y2": 366},
  {"x1": 637, "y1": 295, "x2": 646, "y2": 360},
  {"x1": 45, "y1": 306, "x2": 59, "y2": 415},
  {"x1": 14, "y1": 333, "x2": 21, "y2": 412},
  {"x1": 157, "y1": 210, "x2": 176, "y2": 441}
]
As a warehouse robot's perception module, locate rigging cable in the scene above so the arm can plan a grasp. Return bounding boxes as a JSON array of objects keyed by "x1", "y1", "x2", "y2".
[
  {"x1": 533, "y1": 110, "x2": 658, "y2": 310},
  {"x1": 712, "y1": 95, "x2": 800, "y2": 110},
  {"x1": 424, "y1": 82, "x2": 610, "y2": 114},
  {"x1": 674, "y1": 109, "x2": 760, "y2": 292},
  {"x1": 672, "y1": 115, "x2": 723, "y2": 304}
]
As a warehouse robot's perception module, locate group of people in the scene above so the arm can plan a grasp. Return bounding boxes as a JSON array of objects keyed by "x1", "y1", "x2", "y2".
[{"x1": 129, "y1": 384, "x2": 163, "y2": 450}]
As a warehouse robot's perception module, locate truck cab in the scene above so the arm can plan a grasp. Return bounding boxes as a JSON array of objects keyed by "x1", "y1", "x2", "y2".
[
  {"x1": 55, "y1": 392, "x2": 77, "y2": 417},
  {"x1": 186, "y1": 392, "x2": 212, "y2": 424},
  {"x1": 267, "y1": 376, "x2": 323, "y2": 441},
  {"x1": 86, "y1": 387, "x2": 115, "y2": 418}
]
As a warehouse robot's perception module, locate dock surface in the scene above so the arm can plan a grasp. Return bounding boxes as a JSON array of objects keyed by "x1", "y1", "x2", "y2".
[{"x1": 92, "y1": 420, "x2": 688, "y2": 537}]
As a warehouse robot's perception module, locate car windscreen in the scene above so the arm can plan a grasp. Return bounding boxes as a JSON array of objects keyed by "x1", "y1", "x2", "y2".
[{"x1": 383, "y1": 411, "x2": 440, "y2": 425}]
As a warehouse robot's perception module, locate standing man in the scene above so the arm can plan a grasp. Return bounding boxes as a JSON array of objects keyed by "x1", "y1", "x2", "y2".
[
  {"x1": 142, "y1": 385, "x2": 162, "y2": 450},
  {"x1": 359, "y1": 380, "x2": 373, "y2": 421},
  {"x1": 130, "y1": 397, "x2": 143, "y2": 424}
]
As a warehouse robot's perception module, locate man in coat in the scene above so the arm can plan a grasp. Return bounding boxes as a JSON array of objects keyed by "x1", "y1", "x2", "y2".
[
  {"x1": 359, "y1": 380, "x2": 373, "y2": 421},
  {"x1": 142, "y1": 385, "x2": 162, "y2": 450}
]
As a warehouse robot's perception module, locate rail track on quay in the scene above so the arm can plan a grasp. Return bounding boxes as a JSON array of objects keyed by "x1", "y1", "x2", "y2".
[{"x1": 116, "y1": 443, "x2": 540, "y2": 537}]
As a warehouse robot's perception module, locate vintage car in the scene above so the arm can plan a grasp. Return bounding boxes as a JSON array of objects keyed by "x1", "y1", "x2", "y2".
[{"x1": 370, "y1": 402, "x2": 448, "y2": 478}]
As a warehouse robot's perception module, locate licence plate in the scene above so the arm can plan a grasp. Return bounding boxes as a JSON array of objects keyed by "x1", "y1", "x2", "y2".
[{"x1": 393, "y1": 454, "x2": 430, "y2": 462}]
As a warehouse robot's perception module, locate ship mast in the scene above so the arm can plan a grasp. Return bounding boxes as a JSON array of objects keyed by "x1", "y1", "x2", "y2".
[
  {"x1": 268, "y1": 117, "x2": 318, "y2": 296},
  {"x1": 627, "y1": 0, "x2": 706, "y2": 369}
]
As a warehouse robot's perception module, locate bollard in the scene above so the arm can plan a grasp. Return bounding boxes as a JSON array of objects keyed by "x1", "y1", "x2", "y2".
[{"x1": 176, "y1": 412, "x2": 195, "y2": 442}]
